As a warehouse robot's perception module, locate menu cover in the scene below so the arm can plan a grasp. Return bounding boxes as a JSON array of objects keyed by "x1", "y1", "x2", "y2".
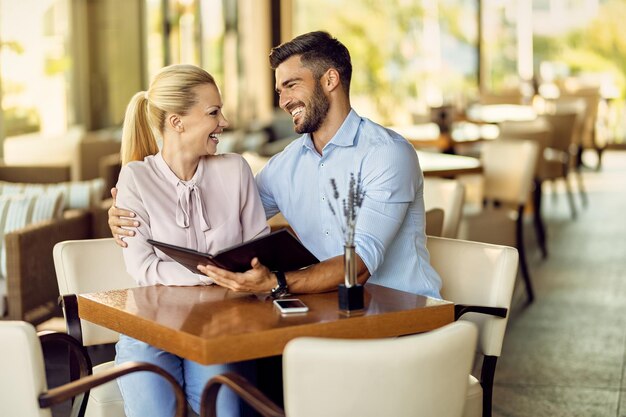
[{"x1": 148, "y1": 229, "x2": 319, "y2": 274}]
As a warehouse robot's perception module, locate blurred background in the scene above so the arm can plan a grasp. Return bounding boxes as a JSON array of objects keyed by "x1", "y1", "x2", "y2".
[{"x1": 0, "y1": 0, "x2": 625, "y2": 161}]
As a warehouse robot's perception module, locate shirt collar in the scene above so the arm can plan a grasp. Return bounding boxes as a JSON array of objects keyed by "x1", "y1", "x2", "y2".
[{"x1": 300, "y1": 109, "x2": 362, "y2": 153}]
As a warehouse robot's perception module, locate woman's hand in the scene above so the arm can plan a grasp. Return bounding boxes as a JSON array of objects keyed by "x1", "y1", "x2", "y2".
[
  {"x1": 197, "y1": 257, "x2": 276, "y2": 293},
  {"x1": 108, "y1": 187, "x2": 140, "y2": 248}
]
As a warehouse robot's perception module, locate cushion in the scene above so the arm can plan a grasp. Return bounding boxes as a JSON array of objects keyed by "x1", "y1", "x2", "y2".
[
  {"x1": 0, "y1": 178, "x2": 105, "y2": 210},
  {"x1": 462, "y1": 374, "x2": 483, "y2": 417},
  {"x1": 0, "y1": 190, "x2": 65, "y2": 300},
  {"x1": 0, "y1": 194, "x2": 37, "y2": 279},
  {"x1": 83, "y1": 361, "x2": 126, "y2": 417}
]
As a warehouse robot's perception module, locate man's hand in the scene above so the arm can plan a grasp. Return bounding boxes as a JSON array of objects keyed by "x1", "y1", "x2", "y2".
[
  {"x1": 197, "y1": 257, "x2": 276, "y2": 293},
  {"x1": 108, "y1": 187, "x2": 139, "y2": 248}
]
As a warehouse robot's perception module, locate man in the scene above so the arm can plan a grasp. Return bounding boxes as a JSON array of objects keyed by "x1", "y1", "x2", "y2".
[{"x1": 109, "y1": 31, "x2": 441, "y2": 299}]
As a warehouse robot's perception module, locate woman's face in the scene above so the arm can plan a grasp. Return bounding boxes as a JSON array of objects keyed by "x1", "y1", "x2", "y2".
[{"x1": 178, "y1": 83, "x2": 229, "y2": 156}]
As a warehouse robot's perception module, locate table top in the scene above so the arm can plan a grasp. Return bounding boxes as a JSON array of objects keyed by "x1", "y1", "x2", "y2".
[
  {"x1": 466, "y1": 104, "x2": 538, "y2": 123},
  {"x1": 417, "y1": 150, "x2": 483, "y2": 177},
  {"x1": 78, "y1": 284, "x2": 454, "y2": 365}
]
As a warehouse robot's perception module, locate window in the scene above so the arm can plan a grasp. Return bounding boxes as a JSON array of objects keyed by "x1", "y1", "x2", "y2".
[
  {"x1": 291, "y1": 0, "x2": 478, "y2": 126},
  {"x1": 0, "y1": 0, "x2": 73, "y2": 141}
]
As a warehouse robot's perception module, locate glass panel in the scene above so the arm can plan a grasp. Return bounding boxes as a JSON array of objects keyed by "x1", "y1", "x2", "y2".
[
  {"x1": 481, "y1": 0, "x2": 521, "y2": 94},
  {"x1": 533, "y1": 0, "x2": 625, "y2": 145},
  {"x1": 168, "y1": 0, "x2": 201, "y2": 66},
  {"x1": 0, "y1": 0, "x2": 73, "y2": 140},
  {"x1": 199, "y1": 0, "x2": 225, "y2": 88},
  {"x1": 145, "y1": 0, "x2": 227, "y2": 101},
  {"x1": 145, "y1": 0, "x2": 166, "y2": 82},
  {"x1": 291, "y1": 0, "x2": 478, "y2": 126},
  {"x1": 145, "y1": 0, "x2": 205, "y2": 82}
]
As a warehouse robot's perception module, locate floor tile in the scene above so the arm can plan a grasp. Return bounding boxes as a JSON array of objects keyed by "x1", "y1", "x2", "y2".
[{"x1": 492, "y1": 384, "x2": 619, "y2": 417}]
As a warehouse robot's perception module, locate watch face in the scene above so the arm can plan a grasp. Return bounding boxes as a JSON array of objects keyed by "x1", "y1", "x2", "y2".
[{"x1": 271, "y1": 286, "x2": 290, "y2": 299}]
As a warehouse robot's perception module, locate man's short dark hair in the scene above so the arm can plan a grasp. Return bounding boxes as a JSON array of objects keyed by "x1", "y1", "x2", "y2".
[{"x1": 269, "y1": 31, "x2": 352, "y2": 94}]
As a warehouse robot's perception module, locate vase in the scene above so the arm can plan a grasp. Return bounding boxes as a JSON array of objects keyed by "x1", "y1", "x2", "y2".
[
  {"x1": 339, "y1": 244, "x2": 364, "y2": 311},
  {"x1": 343, "y1": 244, "x2": 357, "y2": 287}
]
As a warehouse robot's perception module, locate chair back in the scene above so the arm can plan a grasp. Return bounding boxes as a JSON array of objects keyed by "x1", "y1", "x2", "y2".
[
  {"x1": 0, "y1": 321, "x2": 51, "y2": 417},
  {"x1": 425, "y1": 208, "x2": 445, "y2": 237},
  {"x1": 481, "y1": 139, "x2": 539, "y2": 206},
  {"x1": 497, "y1": 119, "x2": 551, "y2": 179},
  {"x1": 427, "y1": 236, "x2": 518, "y2": 357},
  {"x1": 282, "y1": 321, "x2": 477, "y2": 417},
  {"x1": 423, "y1": 178, "x2": 465, "y2": 238},
  {"x1": 53, "y1": 238, "x2": 135, "y2": 346},
  {"x1": 557, "y1": 88, "x2": 600, "y2": 149},
  {"x1": 541, "y1": 113, "x2": 578, "y2": 153}
]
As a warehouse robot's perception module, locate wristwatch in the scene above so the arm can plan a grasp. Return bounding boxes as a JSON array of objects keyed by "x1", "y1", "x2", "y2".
[{"x1": 270, "y1": 271, "x2": 290, "y2": 299}]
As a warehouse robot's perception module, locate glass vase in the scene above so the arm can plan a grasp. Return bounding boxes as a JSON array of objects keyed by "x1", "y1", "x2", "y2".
[{"x1": 339, "y1": 244, "x2": 364, "y2": 311}]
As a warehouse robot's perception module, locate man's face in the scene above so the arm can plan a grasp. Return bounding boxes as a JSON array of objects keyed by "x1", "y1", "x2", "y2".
[{"x1": 275, "y1": 55, "x2": 330, "y2": 134}]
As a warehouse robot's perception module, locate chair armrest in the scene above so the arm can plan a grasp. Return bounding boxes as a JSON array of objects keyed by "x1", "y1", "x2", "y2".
[
  {"x1": 454, "y1": 304, "x2": 508, "y2": 321},
  {"x1": 58, "y1": 294, "x2": 83, "y2": 344},
  {"x1": 38, "y1": 331, "x2": 186, "y2": 417},
  {"x1": 38, "y1": 330, "x2": 93, "y2": 416},
  {"x1": 200, "y1": 372, "x2": 285, "y2": 417}
]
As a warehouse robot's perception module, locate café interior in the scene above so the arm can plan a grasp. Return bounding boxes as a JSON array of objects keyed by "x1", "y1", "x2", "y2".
[{"x1": 1, "y1": 0, "x2": 625, "y2": 416}]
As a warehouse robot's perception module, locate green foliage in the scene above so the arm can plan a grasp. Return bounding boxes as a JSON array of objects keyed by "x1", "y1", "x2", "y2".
[
  {"x1": 45, "y1": 56, "x2": 71, "y2": 76},
  {"x1": 0, "y1": 40, "x2": 24, "y2": 54},
  {"x1": 3, "y1": 107, "x2": 41, "y2": 136},
  {"x1": 294, "y1": 0, "x2": 475, "y2": 123},
  {"x1": 534, "y1": 0, "x2": 626, "y2": 98}
]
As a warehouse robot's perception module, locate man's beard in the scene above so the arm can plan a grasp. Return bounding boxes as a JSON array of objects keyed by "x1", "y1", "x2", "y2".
[{"x1": 295, "y1": 81, "x2": 330, "y2": 134}]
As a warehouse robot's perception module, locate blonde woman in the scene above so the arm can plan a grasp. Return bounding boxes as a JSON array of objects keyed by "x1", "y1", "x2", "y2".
[{"x1": 114, "y1": 64, "x2": 268, "y2": 417}]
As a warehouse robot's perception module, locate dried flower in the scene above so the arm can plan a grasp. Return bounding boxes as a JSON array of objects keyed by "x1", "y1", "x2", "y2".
[{"x1": 328, "y1": 172, "x2": 365, "y2": 246}]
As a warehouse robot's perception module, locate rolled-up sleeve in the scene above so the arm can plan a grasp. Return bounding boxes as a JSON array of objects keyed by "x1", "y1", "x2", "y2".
[
  {"x1": 353, "y1": 141, "x2": 420, "y2": 275},
  {"x1": 117, "y1": 166, "x2": 210, "y2": 287}
]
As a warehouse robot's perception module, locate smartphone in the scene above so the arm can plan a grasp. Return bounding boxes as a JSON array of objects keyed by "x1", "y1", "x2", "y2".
[{"x1": 273, "y1": 298, "x2": 309, "y2": 314}]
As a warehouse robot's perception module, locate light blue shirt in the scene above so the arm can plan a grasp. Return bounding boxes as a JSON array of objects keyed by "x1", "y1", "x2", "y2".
[{"x1": 256, "y1": 110, "x2": 441, "y2": 298}]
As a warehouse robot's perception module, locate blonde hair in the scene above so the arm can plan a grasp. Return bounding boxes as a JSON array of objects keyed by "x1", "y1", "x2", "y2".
[{"x1": 120, "y1": 64, "x2": 216, "y2": 165}]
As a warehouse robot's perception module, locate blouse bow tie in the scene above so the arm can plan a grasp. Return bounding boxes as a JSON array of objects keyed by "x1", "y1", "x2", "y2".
[{"x1": 175, "y1": 181, "x2": 211, "y2": 232}]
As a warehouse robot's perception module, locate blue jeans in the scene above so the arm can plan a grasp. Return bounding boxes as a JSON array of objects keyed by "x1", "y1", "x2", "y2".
[{"x1": 115, "y1": 335, "x2": 256, "y2": 417}]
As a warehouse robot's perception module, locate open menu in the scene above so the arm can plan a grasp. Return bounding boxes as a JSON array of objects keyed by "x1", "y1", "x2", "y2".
[{"x1": 148, "y1": 229, "x2": 319, "y2": 274}]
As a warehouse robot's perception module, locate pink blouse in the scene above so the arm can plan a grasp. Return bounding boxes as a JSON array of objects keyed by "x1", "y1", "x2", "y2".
[{"x1": 116, "y1": 152, "x2": 270, "y2": 286}]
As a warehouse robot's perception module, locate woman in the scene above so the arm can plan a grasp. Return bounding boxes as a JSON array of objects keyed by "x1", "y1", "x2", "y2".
[{"x1": 114, "y1": 64, "x2": 269, "y2": 417}]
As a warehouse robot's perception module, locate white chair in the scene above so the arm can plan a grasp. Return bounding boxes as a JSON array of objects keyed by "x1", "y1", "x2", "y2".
[
  {"x1": 459, "y1": 139, "x2": 538, "y2": 303},
  {"x1": 424, "y1": 177, "x2": 465, "y2": 238},
  {"x1": 427, "y1": 236, "x2": 519, "y2": 417},
  {"x1": 0, "y1": 320, "x2": 185, "y2": 417},
  {"x1": 540, "y1": 112, "x2": 582, "y2": 219},
  {"x1": 201, "y1": 321, "x2": 478, "y2": 417},
  {"x1": 497, "y1": 117, "x2": 552, "y2": 258},
  {"x1": 53, "y1": 238, "x2": 136, "y2": 417}
]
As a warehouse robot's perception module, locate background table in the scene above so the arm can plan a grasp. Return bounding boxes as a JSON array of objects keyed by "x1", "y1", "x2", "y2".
[{"x1": 417, "y1": 150, "x2": 483, "y2": 177}]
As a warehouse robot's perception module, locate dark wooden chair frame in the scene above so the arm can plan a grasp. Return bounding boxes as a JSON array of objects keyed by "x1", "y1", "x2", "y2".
[{"x1": 36, "y1": 330, "x2": 186, "y2": 417}]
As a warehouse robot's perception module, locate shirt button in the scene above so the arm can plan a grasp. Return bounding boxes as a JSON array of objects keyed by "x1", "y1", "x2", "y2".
[
  {"x1": 321, "y1": 163, "x2": 325, "y2": 167},
  {"x1": 325, "y1": 231, "x2": 329, "y2": 235},
  {"x1": 322, "y1": 196, "x2": 325, "y2": 201}
]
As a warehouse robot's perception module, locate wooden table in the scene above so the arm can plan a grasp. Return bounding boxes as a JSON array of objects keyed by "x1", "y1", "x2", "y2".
[
  {"x1": 78, "y1": 284, "x2": 454, "y2": 365},
  {"x1": 389, "y1": 123, "x2": 450, "y2": 151},
  {"x1": 465, "y1": 104, "x2": 538, "y2": 124},
  {"x1": 417, "y1": 150, "x2": 483, "y2": 177}
]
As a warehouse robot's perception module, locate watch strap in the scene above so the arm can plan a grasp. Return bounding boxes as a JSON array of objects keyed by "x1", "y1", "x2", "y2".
[{"x1": 271, "y1": 271, "x2": 289, "y2": 298}]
